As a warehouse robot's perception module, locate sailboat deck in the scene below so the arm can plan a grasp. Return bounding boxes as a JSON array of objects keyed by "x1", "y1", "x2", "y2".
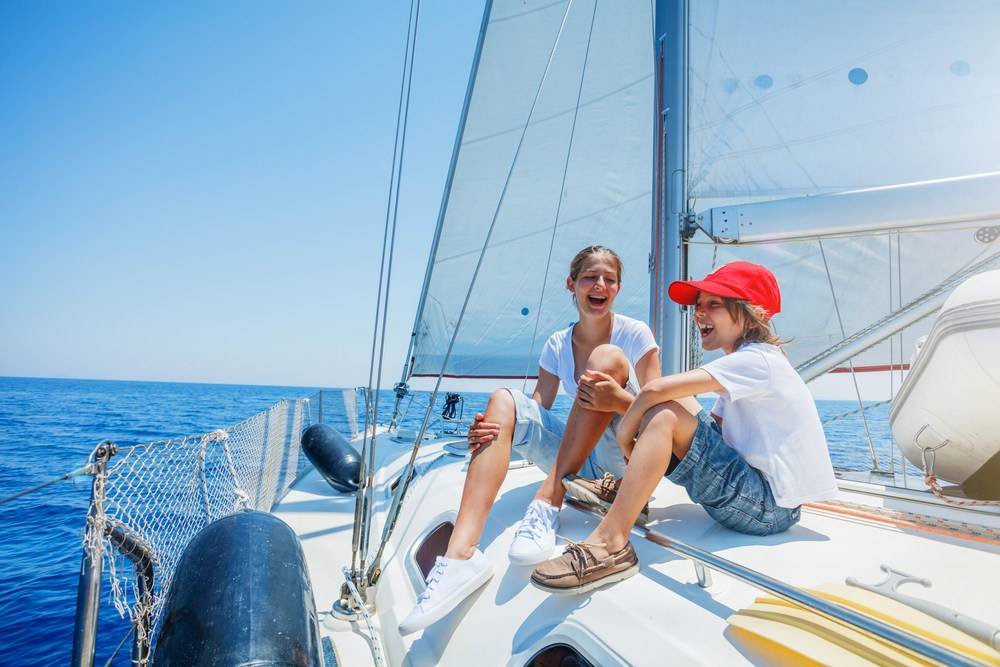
[{"x1": 273, "y1": 433, "x2": 1000, "y2": 666}]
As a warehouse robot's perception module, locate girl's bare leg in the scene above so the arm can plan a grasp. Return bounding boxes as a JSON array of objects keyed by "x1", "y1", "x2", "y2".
[
  {"x1": 446, "y1": 389, "x2": 517, "y2": 559},
  {"x1": 535, "y1": 344, "x2": 630, "y2": 507},
  {"x1": 588, "y1": 401, "x2": 699, "y2": 552}
]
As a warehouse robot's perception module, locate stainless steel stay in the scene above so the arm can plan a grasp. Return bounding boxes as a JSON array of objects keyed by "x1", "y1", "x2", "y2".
[{"x1": 563, "y1": 498, "x2": 980, "y2": 667}]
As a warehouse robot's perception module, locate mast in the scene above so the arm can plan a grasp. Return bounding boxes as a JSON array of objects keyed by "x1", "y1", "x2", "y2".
[{"x1": 653, "y1": 0, "x2": 689, "y2": 374}]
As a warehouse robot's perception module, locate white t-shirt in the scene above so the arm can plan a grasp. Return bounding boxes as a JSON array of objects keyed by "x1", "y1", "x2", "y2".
[
  {"x1": 702, "y1": 343, "x2": 838, "y2": 508},
  {"x1": 539, "y1": 313, "x2": 658, "y2": 395}
]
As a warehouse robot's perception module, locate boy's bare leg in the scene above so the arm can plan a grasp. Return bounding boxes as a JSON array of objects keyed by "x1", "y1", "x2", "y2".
[
  {"x1": 587, "y1": 402, "x2": 699, "y2": 553},
  {"x1": 446, "y1": 389, "x2": 517, "y2": 559},
  {"x1": 535, "y1": 345, "x2": 629, "y2": 507}
]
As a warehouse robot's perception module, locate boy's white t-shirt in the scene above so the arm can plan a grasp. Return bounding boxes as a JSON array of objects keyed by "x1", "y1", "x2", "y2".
[
  {"x1": 539, "y1": 313, "x2": 658, "y2": 395},
  {"x1": 702, "y1": 342, "x2": 838, "y2": 508}
]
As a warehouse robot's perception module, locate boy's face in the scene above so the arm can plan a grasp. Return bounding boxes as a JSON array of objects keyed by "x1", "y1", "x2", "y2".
[{"x1": 694, "y1": 292, "x2": 743, "y2": 354}]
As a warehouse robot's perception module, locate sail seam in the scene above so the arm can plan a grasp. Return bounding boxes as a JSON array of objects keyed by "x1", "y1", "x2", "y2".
[{"x1": 522, "y1": 0, "x2": 602, "y2": 387}]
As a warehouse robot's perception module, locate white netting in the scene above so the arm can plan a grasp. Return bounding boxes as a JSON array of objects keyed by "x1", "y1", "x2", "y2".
[{"x1": 82, "y1": 396, "x2": 314, "y2": 648}]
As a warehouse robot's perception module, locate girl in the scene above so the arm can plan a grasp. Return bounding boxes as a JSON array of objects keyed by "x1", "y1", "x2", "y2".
[
  {"x1": 530, "y1": 261, "x2": 838, "y2": 594},
  {"x1": 399, "y1": 245, "x2": 671, "y2": 634}
]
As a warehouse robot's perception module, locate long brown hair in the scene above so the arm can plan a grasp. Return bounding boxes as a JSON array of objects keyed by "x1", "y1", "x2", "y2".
[{"x1": 722, "y1": 298, "x2": 785, "y2": 349}]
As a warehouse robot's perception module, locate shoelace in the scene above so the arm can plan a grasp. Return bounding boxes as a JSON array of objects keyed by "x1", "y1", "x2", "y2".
[
  {"x1": 563, "y1": 541, "x2": 608, "y2": 579},
  {"x1": 514, "y1": 505, "x2": 550, "y2": 544},
  {"x1": 416, "y1": 557, "x2": 449, "y2": 605},
  {"x1": 597, "y1": 472, "x2": 621, "y2": 497}
]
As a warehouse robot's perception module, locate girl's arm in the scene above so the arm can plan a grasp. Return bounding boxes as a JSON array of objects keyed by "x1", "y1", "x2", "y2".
[
  {"x1": 617, "y1": 369, "x2": 723, "y2": 448},
  {"x1": 532, "y1": 368, "x2": 560, "y2": 410}
]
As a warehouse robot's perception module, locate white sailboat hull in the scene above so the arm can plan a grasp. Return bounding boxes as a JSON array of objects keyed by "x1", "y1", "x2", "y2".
[
  {"x1": 274, "y1": 432, "x2": 1000, "y2": 666},
  {"x1": 890, "y1": 270, "x2": 1000, "y2": 497}
]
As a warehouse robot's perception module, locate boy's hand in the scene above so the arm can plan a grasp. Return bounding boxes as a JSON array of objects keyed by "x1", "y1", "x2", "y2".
[
  {"x1": 576, "y1": 370, "x2": 630, "y2": 413},
  {"x1": 466, "y1": 412, "x2": 501, "y2": 451},
  {"x1": 616, "y1": 394, "x2": 646, "y2": 452}
]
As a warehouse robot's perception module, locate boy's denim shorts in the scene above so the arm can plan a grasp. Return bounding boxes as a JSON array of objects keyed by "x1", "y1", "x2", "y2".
[
  {"x1": 506, "y1": 389, "x2": 626, "y2": 481},
  {"x1": 666, "y1": 410, "x2": 801, "y2": 536}
]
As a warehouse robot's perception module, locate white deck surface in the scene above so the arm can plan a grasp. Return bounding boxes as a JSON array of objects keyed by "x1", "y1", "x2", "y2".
[{"x1": 274, "y1": 433, "x2": 1000, "y2": 667}]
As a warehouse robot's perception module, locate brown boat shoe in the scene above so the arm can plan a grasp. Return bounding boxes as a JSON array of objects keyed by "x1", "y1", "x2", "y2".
[
  {"x1": 562, "y1": 473, "x2": 650, "y2": 523},
  {"x1": 530, "y1": 541, "x2": 639, "y2": 594}
]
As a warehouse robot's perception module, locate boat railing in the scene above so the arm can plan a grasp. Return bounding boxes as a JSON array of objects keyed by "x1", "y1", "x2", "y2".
[
  {"x1": 565, "y1": 497, "x2": 982, "y2": 667},
  {"x1": 70, "y1": 396, "x2": 314, "y2": 667}
]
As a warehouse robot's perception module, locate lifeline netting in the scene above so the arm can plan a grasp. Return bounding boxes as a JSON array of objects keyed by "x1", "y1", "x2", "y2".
[{"x1": 81, "y1": 395, "x2": 316, "y2": 646}]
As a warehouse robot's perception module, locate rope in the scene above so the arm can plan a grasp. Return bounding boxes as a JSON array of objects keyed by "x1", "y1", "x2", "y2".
[
  {"x1": 924, "y1": 473, "x2": 1000, "y2": 508},
  {"x1": 365, "y1": 0, "x2": 579, "y2": 586},
  {"x1": 345, "y1": 577, "x2": 386, "y2": 667},
  {"x1": 805, "y1": 499, "x2": 1000, "y2": 545}
]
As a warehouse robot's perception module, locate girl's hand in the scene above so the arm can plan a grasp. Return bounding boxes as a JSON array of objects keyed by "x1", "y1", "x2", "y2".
[
  {"x1": 467, "y1": 412, "x2": 501, "y2": 451},
  {"x1": 576, "y1": 370, "x2": 630, "y2": 414}
]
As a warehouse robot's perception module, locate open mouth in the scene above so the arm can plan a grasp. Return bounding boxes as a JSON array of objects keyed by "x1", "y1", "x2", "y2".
[
  {"x1": 698, "y1": 323, "x2": 714, "y2": 338},
  {"x1": 587, "y1": 295, "x2": 608, "y2": 307}
]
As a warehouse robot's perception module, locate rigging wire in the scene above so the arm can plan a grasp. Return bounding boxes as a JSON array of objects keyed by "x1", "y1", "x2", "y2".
[
  {"x1": 359, "y1": 0, "x2": 422, "y2": 578},
  {"x1": 0, "y1": 464, "x2": 91, "y2": 507},
  {"x1": 521, "y1": 0, "x2": 601, "y2": 392},
  {"x1": 365, "y1": 0, "x2": 579, "y2": 585},
  {"x1": 350, "y1": 0, "x2": 421, "y2": 585},
  {"x1": 818, "y1": 240, "x2": 882, "y2": 473},
  {"x1": 102, "y1": 626, "x2": 134, "y2": 667}
]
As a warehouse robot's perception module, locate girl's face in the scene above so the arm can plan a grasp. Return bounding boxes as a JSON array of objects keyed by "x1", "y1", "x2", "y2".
[
  {"x1": 694, "y1": 292, "x2": 743, "y2": 353},
  {"x1": 567, "y1": 255, "x2": 620, "y2": 318}
]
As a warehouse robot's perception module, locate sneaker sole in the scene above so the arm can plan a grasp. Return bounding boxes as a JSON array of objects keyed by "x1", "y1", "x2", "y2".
[
  {"x1": 561, "y1": 477, "x2": 649, "y2": 526},
  {"x1": 397, "y1": 565, "x2": 495, "y2": 635},
  {"x1": 530, "y1": 562, "x2": 640, "y2": 595},
  {"x1": 508, "y1": 544, "x2": 557, "y2": 566}
]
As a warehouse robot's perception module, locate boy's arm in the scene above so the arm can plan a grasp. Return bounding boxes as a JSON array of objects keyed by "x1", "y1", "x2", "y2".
[{"x1": 617, "y1": 369, "x2": 723, "y2": 448}]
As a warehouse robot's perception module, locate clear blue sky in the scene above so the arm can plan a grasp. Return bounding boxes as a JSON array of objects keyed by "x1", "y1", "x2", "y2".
[{"x1": 1, "y1": 1, "x2": 486, "y2": 388}]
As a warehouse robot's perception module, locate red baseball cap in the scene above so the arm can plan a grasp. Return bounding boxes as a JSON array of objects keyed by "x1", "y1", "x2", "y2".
[{"x1": 668, "y1": 261, "x2": 781, "y2": 318}]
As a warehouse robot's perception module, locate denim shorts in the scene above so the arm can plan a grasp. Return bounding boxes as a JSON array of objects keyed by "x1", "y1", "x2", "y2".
[
  {"x1": 666, "y1": 410, "x2": 801, "y2": 536},
  {"x1": 506, "y1": 389, "x2": 626, "y2": 481}
]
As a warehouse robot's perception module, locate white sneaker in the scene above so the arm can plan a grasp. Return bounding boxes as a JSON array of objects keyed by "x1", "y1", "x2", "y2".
[
  {"x1": 508, "y1": 499, "x2": 559, "y2": 565},
  {"x1": 397, "y1": 549, "x2": 494, "y2": 635}
]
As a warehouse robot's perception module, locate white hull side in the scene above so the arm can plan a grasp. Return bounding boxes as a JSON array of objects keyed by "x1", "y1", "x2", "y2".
[{"x1": 274, "y1": 432, "x2": 1000, "y2": 666}]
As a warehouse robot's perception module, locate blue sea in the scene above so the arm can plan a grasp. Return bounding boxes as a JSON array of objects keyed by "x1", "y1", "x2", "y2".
[{"x1": 0, "y1": 376, "x2": 906, "y2": 665}]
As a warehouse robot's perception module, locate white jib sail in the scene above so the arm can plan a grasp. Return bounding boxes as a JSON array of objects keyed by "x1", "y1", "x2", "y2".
[{"x1": 410, "y1": 0, "x2": 654, "y2": 380}]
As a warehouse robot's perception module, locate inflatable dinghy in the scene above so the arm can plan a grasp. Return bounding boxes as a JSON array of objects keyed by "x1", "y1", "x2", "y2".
[{"x1": 890, "y1": 269, "x2": 1000, "y2": 500}]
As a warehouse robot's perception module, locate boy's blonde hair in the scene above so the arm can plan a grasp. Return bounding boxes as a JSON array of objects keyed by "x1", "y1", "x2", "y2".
[{"x1": 722, "y1": 298, "x2": 785, "y2": 349}]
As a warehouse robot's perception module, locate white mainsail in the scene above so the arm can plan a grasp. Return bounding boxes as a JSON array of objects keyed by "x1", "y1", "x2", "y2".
[
  {"x1": 684, "y1": 0, "x2": 1000, "y2": 371},
  {"x1": 409, "y1": 0, "x2": 654, "y2": 380}
]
